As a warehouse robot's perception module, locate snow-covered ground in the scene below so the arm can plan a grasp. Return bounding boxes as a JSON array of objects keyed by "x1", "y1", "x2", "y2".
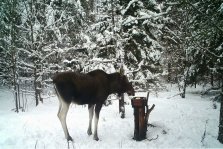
[{"x1": 0, "y1": 85, "x2": 222, "y2": 149}]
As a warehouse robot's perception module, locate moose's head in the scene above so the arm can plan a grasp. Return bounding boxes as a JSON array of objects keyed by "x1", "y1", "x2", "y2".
[{"x1": 119, "y1": 75, "x2": 135, "y2": 96}]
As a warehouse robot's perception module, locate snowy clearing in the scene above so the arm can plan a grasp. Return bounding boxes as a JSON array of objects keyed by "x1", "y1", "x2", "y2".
[{"x1": 0, "y1": 85, "x2": 222, "y2": 149}]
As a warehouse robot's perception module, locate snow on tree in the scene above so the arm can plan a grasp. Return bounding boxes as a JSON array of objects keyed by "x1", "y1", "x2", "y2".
[
  {"x1": 119, "y1": 0, "x2": 169, "y2": 91},
  {"x1": 0, "y1": 0, "x2": 23, "y2": 112},
  {"x1": 15, "y1": 0, "x2": 89, "y2": 106}
]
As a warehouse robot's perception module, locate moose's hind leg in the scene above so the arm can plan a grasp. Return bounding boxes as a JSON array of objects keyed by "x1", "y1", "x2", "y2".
[
  {"x1": 87, "y1": 104, "x2": 95, "y2": 135},
  {"x1": 93, "y1": 103, "x2": 103, "y2": 141},
  {"x1": 58, "y1": 100, "x2": 73, "y2": 141},
  {"x1": 57, "y1": 98, "x2": 62, "y2": 117}
]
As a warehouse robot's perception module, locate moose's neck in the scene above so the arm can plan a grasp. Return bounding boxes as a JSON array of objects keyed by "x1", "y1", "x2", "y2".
[{"x1": 108, "y1": 73, "x2": 121, "y2": 95}]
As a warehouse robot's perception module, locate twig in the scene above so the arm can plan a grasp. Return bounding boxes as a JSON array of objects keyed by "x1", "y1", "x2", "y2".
[
  {"x1": 147, "y1": 123, "x2": 156, "y2": 128},
  {"x1": 145, "y1": 104, "x2": 155, "y2": 124},
  {"x1": 201, "y1": 120, "x2": 208, "y2": 145},
  {"x1": 201, "y1": 87, "x2": 221, "y2": 96},
  {"x1": 148, "y1": 104, "x2": 155, "y2": 114},
  {"x1": 167, "y1": 93, "x2": 182, "y2": 99},
  {"x1": 147, "y1": 135, "x2": 159, "y2": 141}
]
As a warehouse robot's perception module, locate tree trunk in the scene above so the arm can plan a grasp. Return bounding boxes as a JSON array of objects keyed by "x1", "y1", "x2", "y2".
[
  {"x1": 194, "y1": 69, "x2": 197, "y2": 88},
  {"x1": 218, "y1": 78, "x2": 223, "y2": 143},
  {"x1": 12, "y1": 50, "x2": 18, "y2": 112},
  {"x1": 18, "y1": 83, "x2": 21, "y2": 108},
  {"x1": 11, "y1": 0, "x2": 19, "y2": 113},
  {"x1": 34, "y1": 67, "x2": 39, "y2": 106},
  {"x1": 210, "y1": 61, "x2": 214, "y2": 86},
  {"x1": 181, "y1": 67, "x2": 189, "y2": 98},
  {"x1": 211, "y1": 73, "x2": 214, "y2": 87},
  {"x1": 168, "y1": 62, "x2": 171, "y2": 83},
  {"x1": 181, "y1": 83, "x2": 186, "y2": 98},
  {"x1": 13, "y1": 73, "x2": 19, "y2": 113},
  {"x1": 111, "y1": 0, "x2": 115, "y2": 28},
  {"x1": 119, "y1": 66, "x2": 125, "y2": 118}
]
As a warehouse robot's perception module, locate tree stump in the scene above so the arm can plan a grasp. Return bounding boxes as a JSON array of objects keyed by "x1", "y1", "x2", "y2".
[{"x1": 131, "y1": 92, "x2": 155, "y2": 141}]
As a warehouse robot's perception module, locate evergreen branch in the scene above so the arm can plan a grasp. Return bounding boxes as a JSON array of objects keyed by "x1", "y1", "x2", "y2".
[
  {"x1": 186, "y1": 2, "x2": 223, "y2": 33},
  {"x1": 192, "y1": 40, "x2": 223, "y2": 59}
]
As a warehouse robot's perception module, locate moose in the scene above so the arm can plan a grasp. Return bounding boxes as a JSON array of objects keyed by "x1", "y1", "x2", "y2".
[{"x1": 53, "y1": 69, "x2": 135, "y2": 141}]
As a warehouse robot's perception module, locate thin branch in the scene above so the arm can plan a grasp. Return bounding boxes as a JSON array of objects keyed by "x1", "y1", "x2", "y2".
[
  {"x1": 192, "y1": 40, "x2": 223, "y2": 58},
  {"x1": 167, "y1": 93, "x2": 182, "y2": 99},
  {"x1": 201, "y1": 120, "x2": 208, "y2": 146}
]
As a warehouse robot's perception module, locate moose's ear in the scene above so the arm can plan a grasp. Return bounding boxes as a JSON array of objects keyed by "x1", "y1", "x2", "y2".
[{"x1": 119, "y1": 66, "x2": 124, "y2": 76}]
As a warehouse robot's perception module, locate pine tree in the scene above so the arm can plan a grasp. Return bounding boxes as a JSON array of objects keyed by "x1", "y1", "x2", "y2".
[
  {"x1": 166, "y1": 0, "x2": 223, "y2": 142},
  {"x1": 119, "y1": 0, "x2": 169, "y2": 90},
  {"x1": 0, "y1": 0, "x2": 22, "y2": 112}
]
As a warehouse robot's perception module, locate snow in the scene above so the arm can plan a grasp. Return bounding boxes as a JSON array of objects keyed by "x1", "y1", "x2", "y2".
[
  {"x1": 46, "y1": 4, "x2": 55, "y2": 27},
  {"x1": 0, "y1": 85, "x2": 223, "y2": 148},
  {"x1": 219, "y1": 3, "x2": 223, "y2": 14},
  {"x1": 121, "y1": 0, "x2": 144, "y2": 15}
]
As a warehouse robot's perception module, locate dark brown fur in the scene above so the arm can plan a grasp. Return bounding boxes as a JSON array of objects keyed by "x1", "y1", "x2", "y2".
[{"x1": 53, "y1": 69, "x2": 134, "y2": 105}]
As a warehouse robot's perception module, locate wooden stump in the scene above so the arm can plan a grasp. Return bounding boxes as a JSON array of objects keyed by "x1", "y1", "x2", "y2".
[{"x1": 131, "y1": 93, "x2": 155, "y2": 141}]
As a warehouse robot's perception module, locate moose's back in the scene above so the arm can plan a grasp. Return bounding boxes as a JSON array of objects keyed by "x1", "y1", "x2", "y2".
[{"x1": 53, "y1": 70, "x2": 110, "y2": 105}]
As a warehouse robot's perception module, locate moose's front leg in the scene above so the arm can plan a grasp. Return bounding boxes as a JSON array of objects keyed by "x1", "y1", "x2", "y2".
[
  {"x1": 87, "y1": 104, "x2": 95, "y2": 135},
  {"x1": 93, "y1": 103, "x2": 103, "y2": 141}
]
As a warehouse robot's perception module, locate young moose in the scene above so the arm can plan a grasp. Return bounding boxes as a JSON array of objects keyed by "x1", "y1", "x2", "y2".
[{"x1": 53, "y1": 69, "x2": 135, "y2": 141}]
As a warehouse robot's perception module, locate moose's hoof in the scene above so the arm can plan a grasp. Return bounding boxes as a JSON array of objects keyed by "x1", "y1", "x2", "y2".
[
  {"x1": 87, "y1": 129, "x2": 92, "y2": 135},
  {"x1": 93, "y1": 135, "x2": 99, "y2": 141},
  {"x1": 67, "y1": 135, "x2": 73, "y2": 142}
]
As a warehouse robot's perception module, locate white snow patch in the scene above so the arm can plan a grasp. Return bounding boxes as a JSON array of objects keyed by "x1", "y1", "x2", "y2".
[
  {"x1": 219, "y1": 3, "x2": 223, "y2": 14},
  {"x1": 0, "y1": 85, "x2": 223, "y2": 148}
]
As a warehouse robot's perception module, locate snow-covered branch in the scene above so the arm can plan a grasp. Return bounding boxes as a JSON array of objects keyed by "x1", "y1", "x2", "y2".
[{"x1": 122, "y1": 12, "x2": 167, "y2": 26}]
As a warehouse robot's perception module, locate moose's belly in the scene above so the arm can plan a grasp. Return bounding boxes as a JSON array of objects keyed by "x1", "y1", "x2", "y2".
[{"x1": 70, "y1": 95, "x2": 98, "y2": 105}]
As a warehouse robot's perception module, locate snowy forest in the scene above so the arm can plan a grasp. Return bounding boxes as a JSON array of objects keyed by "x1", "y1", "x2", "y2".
[{"x1": 0, "y1": 0, "x2": 223, "y2": 148}]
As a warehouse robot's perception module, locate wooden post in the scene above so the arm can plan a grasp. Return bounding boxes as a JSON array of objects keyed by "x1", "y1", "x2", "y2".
[
  {"x1": 131, "y1": 93, "x2": 155, "y2": 141},
  {"x1": 131, "y1": 97, "x2": 147, "y2": 140}
]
